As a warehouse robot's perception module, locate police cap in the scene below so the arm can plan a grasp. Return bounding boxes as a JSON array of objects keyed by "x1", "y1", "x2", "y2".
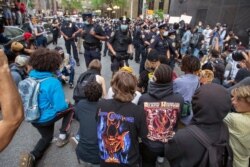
[
  {"x1": 168, "y1": 29, "x2": 176, "y2": 36},
  {"x1": 158, "y1": 23, "x2": 167, "y2": 29},
  {"x1": 82, "y1": 13, "x2": 93, "y2": 19}
]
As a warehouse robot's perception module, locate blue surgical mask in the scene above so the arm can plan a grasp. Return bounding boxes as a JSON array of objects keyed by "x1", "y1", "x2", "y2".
[
  {"x1": 84, "y1": 21, "x2": 89, "y2": 25},
  {"x1": 120, "y1": 24, "x2": 128, "y2": 31}
]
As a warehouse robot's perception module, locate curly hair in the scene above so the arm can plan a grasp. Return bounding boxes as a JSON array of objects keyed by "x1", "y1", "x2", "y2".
[
  {"x1": 181, "y1": 55, "x2": 201, "y2": 73},
  {"x1": 111, "y1": 71, "x2": 137, "y2": 102},
  {"x1": 29, "y1": 48, "x2": 62, "y2": 72},
  {"x1": 84, "y1": 81, "x2": 103, "y2": 102}
]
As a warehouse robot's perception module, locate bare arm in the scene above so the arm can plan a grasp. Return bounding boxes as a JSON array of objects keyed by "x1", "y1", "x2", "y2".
[{"x1": 0, "y1": 50, "x2": 24, "y2": 152}]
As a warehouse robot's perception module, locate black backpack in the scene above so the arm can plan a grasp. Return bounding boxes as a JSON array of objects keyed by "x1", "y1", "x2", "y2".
[
  {"x1": 187, "y1": 124, "x2": 233, "y2": 167},
  {"x1": 73, "y1": 69, "x2": 98, "y2": 103}
]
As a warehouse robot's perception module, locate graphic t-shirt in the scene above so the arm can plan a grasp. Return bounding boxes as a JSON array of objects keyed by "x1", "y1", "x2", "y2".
[
  {"x1": 143, "y1": 101, "x2": 180, "y2": 143},
  {"x1": 97, "y1": 99, "x2": 148, "y2": 167}
]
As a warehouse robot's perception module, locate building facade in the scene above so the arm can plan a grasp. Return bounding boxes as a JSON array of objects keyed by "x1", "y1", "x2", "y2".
[
  {"x1": 124, "y1": 0, "x2": 170, "y2": 19},
  {"x1": 169, "y1": 0, "x2": 250, "y2": 45}
]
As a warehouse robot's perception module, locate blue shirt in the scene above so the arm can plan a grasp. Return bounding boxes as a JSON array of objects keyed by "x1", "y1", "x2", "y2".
[
  {"x1": 173, "y1": 74, "x2": 199, "y2": 102},
  {"x1": 29, "y1": 70, "x2": 68, "y2": 123}
]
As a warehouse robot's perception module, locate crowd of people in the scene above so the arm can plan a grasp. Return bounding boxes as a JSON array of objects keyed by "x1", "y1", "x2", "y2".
[{"x1": 0, "y1": 8, "x2": 250, "y2": 167}]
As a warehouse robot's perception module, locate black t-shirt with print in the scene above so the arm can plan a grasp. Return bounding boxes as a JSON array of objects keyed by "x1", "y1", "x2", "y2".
[{"x1": 97, "y1": 99, "x2": 148, "y2": 167}]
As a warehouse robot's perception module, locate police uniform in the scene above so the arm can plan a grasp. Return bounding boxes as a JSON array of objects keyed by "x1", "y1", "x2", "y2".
[
  {"x1": 133, "y1": 22, "x2": 144, "y2": 63},
  {"x1": 61, "y1": 19, "x2": 79, "y2": 64},
  {"x1": 167, "y1": 29, "x2": 178, "y2": 69},
  {"x1": 82, "y1": 13, "x2": 106, "y2": 67},
  {"x1": 149, "y1": 24, "x2": 169, "y2": 64},
  {"x1": 108, "y1": 22, "x2": 132, "y2": 73},
  {"x1": 103, "y1": 24, "x2": 112, "y2": 57},
  {"x1": 139, "y1": 25, "x2": 156, "y2": 73}
]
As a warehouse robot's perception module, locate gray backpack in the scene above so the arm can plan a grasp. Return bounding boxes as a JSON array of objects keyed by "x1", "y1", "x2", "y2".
[{"x1": 18, "y1": 77, "x2": 50, "y2": 122}]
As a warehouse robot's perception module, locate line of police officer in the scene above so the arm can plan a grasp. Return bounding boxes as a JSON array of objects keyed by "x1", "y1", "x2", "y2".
[{"x1": 60, "y1": 14, "x2": 179, "y2": 73}]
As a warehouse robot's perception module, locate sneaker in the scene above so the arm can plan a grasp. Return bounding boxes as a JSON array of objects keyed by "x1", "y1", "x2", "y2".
[
  {"x1": 56, "y1": 133, "x2": 70, "y2": 147},
  {"x1": 76, "y1": 62, "x2": 80, "y2": 66},
  {"x1": 69, "y1": 83, "x2": 74, "y2": 89},
  {"x1": 19, "y1": 152, "x2": 35, "y2": 167}
]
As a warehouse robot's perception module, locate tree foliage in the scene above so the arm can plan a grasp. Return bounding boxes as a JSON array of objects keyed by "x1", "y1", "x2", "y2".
[
  {"x1": 61, "y1": 0, "x2": 83, "y2": 12},
  {"x1": 91, "y1": 0, "x2": 126, "y2": 9}
]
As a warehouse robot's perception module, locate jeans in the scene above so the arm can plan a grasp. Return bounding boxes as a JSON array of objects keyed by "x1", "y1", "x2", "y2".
[
  {"x1": 193, "y1": 48, "x2": 200, "y2": 58},
  {"x1": 84, "y1": 48, "x2": 101, "y2": 68},
  {"x1": 180, "y1": 45, "x2": 188, "y2": 55},
  {"x1": 65, "y1": 39, "x2": 79, "y2": 63},
  {"x1": 36, "y1": 36, "x2": 47, "y2": 47},
  {"x1": 61, "y1": 66, "x2": 75, "y2": 84},
  {"x1": 31, "y1": 107, "x2": 74, "y2": 160}
]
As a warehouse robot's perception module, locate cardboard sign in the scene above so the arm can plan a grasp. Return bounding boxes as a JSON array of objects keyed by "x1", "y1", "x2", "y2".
[
  {"x1": 168, "y1": 16, "x2": 180, "y2": 24},
  {"x1": 180, "y1": 15, "x2": 192, "y2": 24}
]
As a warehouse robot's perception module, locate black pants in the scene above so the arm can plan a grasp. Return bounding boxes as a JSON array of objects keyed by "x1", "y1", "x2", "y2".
[
  {"x1": 31, "y1": 107, "x2": 74, "y2": 160},
  {"x1": 65, "y1": 39, "x2": 79, "y2": 63},
  {"x1": 140, "y1": 143, "x2": 164, "y2": 167}
]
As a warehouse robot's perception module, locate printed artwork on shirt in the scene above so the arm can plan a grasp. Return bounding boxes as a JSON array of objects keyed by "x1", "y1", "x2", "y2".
[
  {"x1": 98, "y1": 111, "x2": 134, "y2": 164},
  {"x1": 144, "y1": 102, "x2": 180, "y2": 142}
]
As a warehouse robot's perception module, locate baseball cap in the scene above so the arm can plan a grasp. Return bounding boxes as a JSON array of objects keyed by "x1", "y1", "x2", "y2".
[{"x1": 15, "y1": 55, "x2": 30, "y2": 67}]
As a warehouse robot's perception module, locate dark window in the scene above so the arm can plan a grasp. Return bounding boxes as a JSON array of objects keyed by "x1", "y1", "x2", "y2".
[
  {"x1": 148, "y1": 0, "x2": 155, "y2": 10},
  {"x1": 159, "y1": 0, "x2": 164, "y2": 10},
  {"x1": 195, "y1": 9, "x2": 208, "y2": 25}
]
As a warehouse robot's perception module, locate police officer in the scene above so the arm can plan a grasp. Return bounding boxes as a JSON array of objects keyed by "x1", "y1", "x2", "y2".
[
  {"x1": 139, "y1": 24, "x2": 157, "y2": 73},
  {"x1": 133, "y1": 21, "x2": 144, "y2": 63},
  {"x1": 80, "y1": 13, "x2": 107, "y2": 68},
  {"x1": 107, "y1": 17, "x2": 133, "y2": 73},
  {"x1": 167, "y1": 29, "x2": 179, "y2": 69},
  {"x1": 60, "y1": 16, "x2": 80, "y2": 66},
  {"x1": 149, "y1": 23, "x2": 170, "y2": 64},
  {"x1": 103, "y1": 22, "x2": 112, "y2": 57}
]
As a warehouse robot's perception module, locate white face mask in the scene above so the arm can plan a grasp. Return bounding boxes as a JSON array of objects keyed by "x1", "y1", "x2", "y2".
[{"x1": 163, "y1": 31, "x2": 168, "y2": 37}]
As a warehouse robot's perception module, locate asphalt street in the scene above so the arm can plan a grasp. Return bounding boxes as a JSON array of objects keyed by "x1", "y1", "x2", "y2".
[{"x1": 0, "y1": 37, "x2": 178, "y2": 167}]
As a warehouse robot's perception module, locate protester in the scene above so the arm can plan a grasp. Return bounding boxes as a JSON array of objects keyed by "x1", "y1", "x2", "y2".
[
  {"x1": 106, "y1": 66, "x2": 142, "y2": 104},
  {"x1": 55, "y1": 46, "x2": 76, "y2": 88},
  {"x1": 137, "y1": 49, "x2": 161, "y2": 94},
  {"x1": 199, "y1": 69, "x2": 214, "y2": 85},
  {"x1": 165, "y1": 84, "x2": 232, "y2": 167},
  {"x1": 74, "y1": 82, "x2": 102, "y2": 167},
  {"x1": 173, "y1": 55, "x2": 200, "y2": 125},
  {"x1": 19, "y1": 48, "x2": 74, "y2": 167},
  {"x1": 224, "y1": 85, "x2": 250, "y2": 167},
  {"x1": 138, "y1": 64, "x2": 184, "y2": 167},
  {"x1": 0, "y1": 49, "x2": 24, "y2": 152},
  {"x1": 97, "y1": 71, "x2": 148, "y2": 166},
  {"x1": 10, "y1": 54, "x2": 30, "y2": 86}
]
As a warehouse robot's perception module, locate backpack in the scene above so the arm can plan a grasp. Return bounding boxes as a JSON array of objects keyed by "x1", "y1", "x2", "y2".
[
  {"x1": 73, "y1": 70, "x2": 98, "y2": 102},
  {"x1": 18, "y1": 77, "x2": 50, "y2": 122},
  {"x1": 190, "y1": 33, "x2": 200, "y2": 47},
  {"x1": 187, "y1": 124, "x2": 233, "y2": 167}
]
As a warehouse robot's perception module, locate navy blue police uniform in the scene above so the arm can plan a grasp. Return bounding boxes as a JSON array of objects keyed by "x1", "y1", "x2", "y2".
[{"x1": 61, "y1": 19, "x2": 80, "y2": 64}]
